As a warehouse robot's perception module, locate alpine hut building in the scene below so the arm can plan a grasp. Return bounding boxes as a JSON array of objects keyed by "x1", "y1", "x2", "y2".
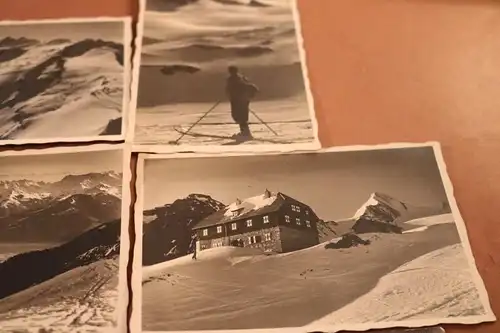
[{"x1": 192, "y1": 189, "x2": 320, "y2": 253}]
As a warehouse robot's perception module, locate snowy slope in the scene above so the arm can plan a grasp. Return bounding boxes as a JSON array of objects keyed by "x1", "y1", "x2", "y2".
[
  {"x1": 0, "y1": 259, "x2": 119, "y2": 333},
  {"x1": 141, "y1": 223, "x2": 475, "y2": 331},
  {"x1": 307, "y1": 244, "x2": 484, "y2": 326},
  {"x1": 0, "y1": 38, "x2": 124, "y2": 140}
]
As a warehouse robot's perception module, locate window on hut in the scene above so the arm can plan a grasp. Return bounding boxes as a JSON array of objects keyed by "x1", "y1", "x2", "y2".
[
  {"x1": 285, "y1": 215, "x2": 290, "y2": 223},
  {"x1": 203, "y1": 229, "x2": 208, "y2": 236},
  {"x1": 296, "y1": 218, "x2": 301, "y2": 225},
  {"x1": 246, "y1": 219, "x2": 253, "y2": 227},
  {"x1": 263, "y1": 215, "x2": 269, "y2": 223},
  {"x1": 231, "y1": 223, "x2": 237, "y2": 230},
  {"x1": 248, "y1": 235, "x2": 262, "y2": 244},
  {"x1": 217, "y1": 226, "x2": 222, "y2": 233}
]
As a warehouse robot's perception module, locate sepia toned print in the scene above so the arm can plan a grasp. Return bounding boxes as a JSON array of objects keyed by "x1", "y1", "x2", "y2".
[
  {"x1": 130, "y1": 0, "x2": 319, "y2": 152},
  {"x1": 0, "y1": 145, "x2": 131, "y2": 333},
  {"x1": 0, "y1": 17, "x2": 132, "y2": 145},
  {"x1": 132, "y1": 143, "x2": 494, "y2": 333}
]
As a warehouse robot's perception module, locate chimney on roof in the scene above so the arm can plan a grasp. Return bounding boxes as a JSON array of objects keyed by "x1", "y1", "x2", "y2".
[
  {"x1": 235, "y1": 198, "x2": 242, "y2": 205},
  {"x1": 264, "y1": 189, "x2": 271, "y2": 198}
]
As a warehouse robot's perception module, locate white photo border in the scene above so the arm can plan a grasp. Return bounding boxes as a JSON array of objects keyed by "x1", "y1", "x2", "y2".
[
  {"x1": 0, "y1": 143, "x2": 132, "y2": 333},
  {"x1": 0, "y1": 16, "x2": 133, "y2": 146},
  {"x1": 127, "y1": 0, "x2": 321, "y2": 154},
  {"x1": 131, "y1": 141, "x2": 495, "y2": 333}
]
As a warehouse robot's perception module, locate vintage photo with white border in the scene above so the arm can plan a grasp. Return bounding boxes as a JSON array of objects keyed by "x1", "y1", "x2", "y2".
[
  {"x1": 128, "y1": 0, "x2": 320, "y2": 153},
  {"x1": 132, "y1": 142, "x2": 495, "y2": 333},
  {"x1": 0, "y1": 17, "x2": 132, "y2": 145},
  {"x1": 0, "y1": 144, "x2": 131, "y2": 333}
]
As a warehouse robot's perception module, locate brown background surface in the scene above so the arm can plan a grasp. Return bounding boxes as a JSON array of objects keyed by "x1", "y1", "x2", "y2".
[{"x1": 1, "y1": 0, "x2": 499, "y2": 333}]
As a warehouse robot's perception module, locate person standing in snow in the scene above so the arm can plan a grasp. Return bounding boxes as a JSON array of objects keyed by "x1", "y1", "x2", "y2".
[
  {"x1": 225, "y1": 65, "x2": 259, "y2": 139},
  {"x1": 190, "y1": 234, "x2": 199, "y2": 260}
]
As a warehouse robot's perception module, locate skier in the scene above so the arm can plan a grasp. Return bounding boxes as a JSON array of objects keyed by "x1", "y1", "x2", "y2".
[{"x1": 225, "y1": 65, "x2": 259, "y2": 139}]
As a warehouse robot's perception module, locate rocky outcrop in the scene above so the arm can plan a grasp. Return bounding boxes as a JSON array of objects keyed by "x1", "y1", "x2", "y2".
[
  {"x1": 142, "y1": 194, "x2": 225, "y2": 266},
  {"x1": 0, "y1": 218, "x2": 121, "y2": 300},
  {"x1": 100, "y1": 117, "x2": 122, "y2": 135},
  {"x1": 0, "y1": 47, "x2": 27, "y2": 63},
  {"x1": 160, "y1": 64, "x2": 200, "y2": 76},
  {"x1": 351, "y1": 192, "x2": 449, "y2": 234},
  {"x1": 0, "y1": 37, "x2": 38, "y2": 48},
  {"x1": 352, "y1": 192, "x2": 408, "y2": 234},
  {"x1": 325, "y1": 234, "x2": 371, "y2": 249}
]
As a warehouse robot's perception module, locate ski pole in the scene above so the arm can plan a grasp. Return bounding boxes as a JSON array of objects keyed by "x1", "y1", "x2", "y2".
[
  {"x1": 250, "y1": 109, "x2": 278, "y2": 136},
  {"x1": 170, "y1": 101, "x2": 221, "y2": 144}
]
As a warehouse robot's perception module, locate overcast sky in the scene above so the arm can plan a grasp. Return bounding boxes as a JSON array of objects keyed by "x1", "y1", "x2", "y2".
[
  {"x1": 0, "y1": 20, "x2": 124, "y2": 43},
  {"x1": 143, "y1": 146, "x2": 450, "y2": 220},
  {"x1": 0, "y1": 149, "x2": 123, "y2": 182}
]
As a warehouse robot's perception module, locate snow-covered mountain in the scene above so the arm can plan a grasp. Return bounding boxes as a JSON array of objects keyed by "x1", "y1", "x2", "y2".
[
  {"x1": 0, "y1": 217, "x2": 121, "y2": 301},
  {"x1": 0, "y1": 172, "x2": 122, "y2": 243},
  {"x1": 143, "y1": 194, "x2": 225, "y2": 265},
  {"x1": 0, "y1": 37, "x2": 38, "y2": 48},
  {"x1": 352, "y1": 192, "x2": 449, "y2": 234},
  {"x1": 0, "y1": 37, "x2": 124, "y2": 139}
]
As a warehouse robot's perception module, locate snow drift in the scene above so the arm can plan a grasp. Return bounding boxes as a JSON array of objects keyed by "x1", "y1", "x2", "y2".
[{"x1": 307, "y1": 244, "x2": 484, "y2": 326}]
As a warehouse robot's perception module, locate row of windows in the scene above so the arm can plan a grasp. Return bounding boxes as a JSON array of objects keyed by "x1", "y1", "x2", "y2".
[
  {"x1": 202, "y1": 215, "x2": 270, "y2": 236},
  {"x1": 291, "y1": 204, "x2": 310, "y2": 215},
  {"x1": 202, "y1": 212, "x2": 312, "y2": 236},
  {"x1": 211, "y1": 233, "x2": 273, "y2": 248},
  {"x1": 285, "y1": 215, "x2": 311, "y2": 227}
]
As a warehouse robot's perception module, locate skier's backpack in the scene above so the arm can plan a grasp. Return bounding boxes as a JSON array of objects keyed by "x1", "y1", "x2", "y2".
[{"x1": 245, "y1": 82, "x2": 259, "y2": 99}]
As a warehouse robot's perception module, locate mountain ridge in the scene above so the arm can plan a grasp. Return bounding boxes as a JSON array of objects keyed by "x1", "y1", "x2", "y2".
[
  {"x1": 0, "y1": 217, "x2": 122, "y2": 300},
  {"x1": 0, "y1": 172, "x2": 122, "y2": 243},
  {"x1": 143, "y1": 193, "x2": 225, "y2": 266}
]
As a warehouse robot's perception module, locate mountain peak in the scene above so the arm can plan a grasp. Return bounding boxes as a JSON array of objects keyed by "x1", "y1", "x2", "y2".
[{"x1": 353, "y1": 192, "x2": 408, "y2": 220}]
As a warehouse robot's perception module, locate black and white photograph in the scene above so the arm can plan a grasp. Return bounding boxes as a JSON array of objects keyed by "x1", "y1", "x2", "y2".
[
  {"x1": 130, "y1": 0, "x2": 319, "y2": 151},
  {"x1": 132, "y1": 143, "x2": 495, "y2": 333},
  {"x1": 0, "y1": 145, "x2": 130, "y2": 332},
  {"x1": 0, "y1": 17, "x2": 131, "y2": 145}
]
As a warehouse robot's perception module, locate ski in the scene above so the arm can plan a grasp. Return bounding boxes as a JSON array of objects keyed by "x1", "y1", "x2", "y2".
[{"x1": 172, "y1": 126, "x2": 293, "y2": 145}]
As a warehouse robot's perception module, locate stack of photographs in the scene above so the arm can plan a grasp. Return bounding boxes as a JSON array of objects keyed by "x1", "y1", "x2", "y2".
[{"x1": 0, "y1": 0, "x2": 496, "y2": 333}]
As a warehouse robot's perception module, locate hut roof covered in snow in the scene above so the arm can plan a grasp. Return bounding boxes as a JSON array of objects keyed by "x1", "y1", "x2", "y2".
[{"x1": 192, "y1": 190, "x2": 300, "y2": 230}]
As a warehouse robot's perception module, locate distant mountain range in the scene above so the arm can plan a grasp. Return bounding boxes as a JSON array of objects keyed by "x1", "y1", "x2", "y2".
[
  {"x1": 0, "y1": 171, "x2": 122, "y2": 243},
  {"x1": 0, "y1": 171, "x2": 123, "y2": 301},
  {"x1": 0, "y1": 37, "x2": 39, "y2": 48},
  {"x1": 143, "y1": 191, "x2": 451, "y2": 266}
]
